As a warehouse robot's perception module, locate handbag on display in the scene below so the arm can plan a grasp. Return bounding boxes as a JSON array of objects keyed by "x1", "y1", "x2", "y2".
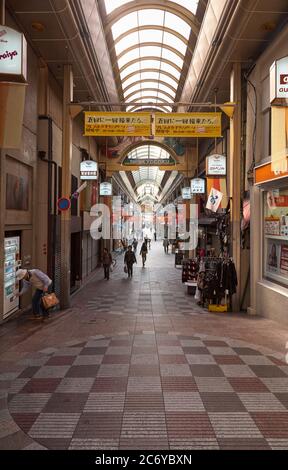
[{"x1": 41, "y1": 292, "x2": 59, "y2": 310}]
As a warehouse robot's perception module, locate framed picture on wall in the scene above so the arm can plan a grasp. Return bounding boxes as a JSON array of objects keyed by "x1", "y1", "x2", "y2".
[{"x1": 6, "y1": 173, "x2": 29, "y2": 211}]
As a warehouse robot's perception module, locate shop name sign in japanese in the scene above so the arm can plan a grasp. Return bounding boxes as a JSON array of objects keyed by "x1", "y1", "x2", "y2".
[
  {"x1": 0, "y1": 26, "x2": 27, "y2": 80},
  {"x1": 84, "y1": 112, "x2": 152, "y2": 137},
  {"x1": 155, "y1": 113, "x2": 222, "y2": 138},
  {"x1": 206, "y1": 154, "x2": 226, "y2": 176},
  {"x1": 191, "y1": 178, "x2": 205, "y2": 194},
  {"x1": 270, "y1": 55, "x2": 288, "y2": 103},
  {"x1": 80, "y1": 160, "x2": 98, "y2": 180},
  {"x1": 100, "y1": 182, "x2": 112, "y2": 196}
]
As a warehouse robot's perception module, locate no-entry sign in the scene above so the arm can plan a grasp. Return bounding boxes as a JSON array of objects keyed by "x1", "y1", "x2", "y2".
[{"x1": 57, "y1": 197, "x2": 71, "y2": 211}]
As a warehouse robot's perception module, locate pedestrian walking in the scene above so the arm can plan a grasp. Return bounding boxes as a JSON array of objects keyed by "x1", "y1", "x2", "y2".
[
  {"x1": 124, "y1": 245, "x2": 137, "y2": 278},
  {"x1": 140, "y1": 240, "x2": 148, "y2": 267},
  {"x1": 163, "y1": 238, "x2": 169, "y2": 254},
  {"x1": 103, "y1": 248, "x2": 113, "y2": 280},
  {"x1": 132, "y1": 238, "x2": 138, "y2": 253},
  {"x1": 15, "y1": 268, "x2": 52, "y2": 320}
]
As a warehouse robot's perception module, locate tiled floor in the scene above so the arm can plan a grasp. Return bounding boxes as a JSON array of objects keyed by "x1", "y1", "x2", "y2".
[{"x1": 0, "y1": 242, "x2": 288, "y2": 450}]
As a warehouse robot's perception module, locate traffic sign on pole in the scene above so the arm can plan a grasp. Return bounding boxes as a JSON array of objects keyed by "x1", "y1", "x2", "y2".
[{"x1": 57, "y1": 197, "x2": 71, "y2": 211}]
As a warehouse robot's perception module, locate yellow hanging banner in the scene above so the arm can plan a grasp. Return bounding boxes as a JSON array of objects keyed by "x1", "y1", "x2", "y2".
[
  {"x1": 155, "y1": 112, "x2": 222, "y2": 137},
  {"x1": 84, "y1": 112, "x2": 152, "y2": 136}
]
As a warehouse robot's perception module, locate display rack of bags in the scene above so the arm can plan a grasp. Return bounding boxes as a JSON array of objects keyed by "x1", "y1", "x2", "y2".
[{"x1": 182, "y1": 258, "x2": 199, "y2": 283}]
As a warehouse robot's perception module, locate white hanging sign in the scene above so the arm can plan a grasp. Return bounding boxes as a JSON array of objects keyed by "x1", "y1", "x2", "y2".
[
  {"x1": 80, "y1": 160, "x2": 98, "y2": 180},
  {"x1": 206, "y1": 154, "x2": 226, "y2": 176},
  {"x1": 181, "y1": 187, "x2": 191, "y2": 200},
  {"x1": 100, "y1": 182, "x2": 112, "y2": 196},
  {"x1": 206, "y1": 187, "x2": 223, "y2": 212},
  {"x1": 270, "y1": 56, "x2": 288, "y2": 103},
  {"x1": 191, "y1": 178, "x2": 205, "y2": 194},
  {"x1": 0, "y1": 26, "x2": 27, "y2": 80}
]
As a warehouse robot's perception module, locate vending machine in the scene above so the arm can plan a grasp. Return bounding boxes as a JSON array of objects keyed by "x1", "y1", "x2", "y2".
[{"x1": 4, "y1": 236, "x2": 21, "y2": 319}]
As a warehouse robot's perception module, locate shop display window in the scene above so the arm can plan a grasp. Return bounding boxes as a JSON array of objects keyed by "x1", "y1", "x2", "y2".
[{"x1": 264, "y1": 187, "x2": 288, "y2": 286}]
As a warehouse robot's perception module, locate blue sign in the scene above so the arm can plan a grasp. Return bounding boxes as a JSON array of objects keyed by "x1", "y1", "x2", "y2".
[{"x1": 57, "y1": 197, "x2": 71, "y2": 211}]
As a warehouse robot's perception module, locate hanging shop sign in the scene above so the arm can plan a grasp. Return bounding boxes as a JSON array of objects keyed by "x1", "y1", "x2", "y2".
[
  {"x1": 181, "y1": 187, "x2": 191, "y2": 200},
  {"x1": 191, "y1": 178, "x2": 205, "y2": 194},
  {"x1": 84, "y1": 112, "x2": 151, "y2": 136},
  {"x1": 206, "y1": 187, "x2": 223, "y2": 212},
  {"x1": 100, "y1": 182, "x2": 112, "y2": 196},
  {"x1": 0, "y1": 26, "x2": 27, "y2": 81},
  {"x1": 80, "y1": 160, "x2": 98, "y2": 180},
  {"x1": 206, "y1": 154, "x2": 226, "y2": 176},
  {"x1": 155, "y1": 113, "x2": 222, "y2": 138},
  {"x1": 122, "y1": 156, "x2": 176, "y2": 166},
  {"x1": 270, "y1": 55, "x2": 288, "y2": 104}
]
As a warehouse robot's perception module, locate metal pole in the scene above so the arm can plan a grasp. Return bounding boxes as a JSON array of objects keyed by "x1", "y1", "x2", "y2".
[
  {"x1": 73, "y1": 101, "x2": 236, "y2": 108},
  {"x1": 60, "y1": 64, "x2": 73, "y2": 309},
  {"x1": 0, "y1": 0, "x2": 5, "y2": 24}
]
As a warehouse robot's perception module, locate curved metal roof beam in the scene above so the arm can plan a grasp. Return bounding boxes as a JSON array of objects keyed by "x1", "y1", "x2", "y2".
[
  {"x1": 119, "y1": 56, "x2": 182, "y2": 74},
  {"x1": 116, "y1": 42, "x2": 185, "y2": 63},
  {"x1": 127, "y1": 95, "x2": 172, "y2": 105},
  {"x1": 123, "y1": 79, "x2": 177, "y2": 95},
  {"x1": 124, "y1": 88, "x2": 176, "y2": 102},
  {"x1": 114, "y1": 25, "x2": 188, "y2": 48},
  {"x1": 128, "y1": 105, "x2": 170, "y2": 112},
  {"x1": 122, "y1": 68, "x2": 179, "y2": 88},
  {"x1": 105, "y1": 0, "x2": 200, "y2": 37}
]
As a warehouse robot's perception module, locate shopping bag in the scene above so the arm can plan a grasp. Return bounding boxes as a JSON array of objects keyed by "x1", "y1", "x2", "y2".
[
  {"x1": 124, "y1": 265, "x2": 128, "y2": 273},
  {"x1": 41, "y1": 292, "x2": 59, "y2": 310},
  {"x1": 194, "y1": 287, "x2": 201, "y2": 301}
]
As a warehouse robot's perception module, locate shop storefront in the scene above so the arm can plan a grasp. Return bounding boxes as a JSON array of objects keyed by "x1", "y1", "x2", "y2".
[{"x1": 254, "y1": 162, "x2": 288, "y2": 300}]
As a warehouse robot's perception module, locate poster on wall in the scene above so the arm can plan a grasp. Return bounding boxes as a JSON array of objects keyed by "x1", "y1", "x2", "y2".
[
  {"x1": 6, "y1": 173, "x2": 29, "y2": 210},
  {"x1": 266, "y1": 239, "x2": 280, "y2": 274}
]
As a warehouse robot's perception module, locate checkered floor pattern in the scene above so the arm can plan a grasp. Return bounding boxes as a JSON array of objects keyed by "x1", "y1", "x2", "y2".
[{"x1": 5, "y1": 332, "x2": 288, "y2": 450}]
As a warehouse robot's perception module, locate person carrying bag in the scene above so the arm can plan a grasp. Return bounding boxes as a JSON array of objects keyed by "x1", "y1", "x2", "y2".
[{"x1": 15, "y1": 268, "x2": 57, "y2": 320}]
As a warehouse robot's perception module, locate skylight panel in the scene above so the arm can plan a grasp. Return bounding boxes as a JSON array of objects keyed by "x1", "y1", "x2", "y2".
[
  {"x1": 104, "y1": 0, "x2": 133, "y2": 15},
  {"x1": 115, "y1": 32, "x2": 139, "y2": 55},
  {"x1": 161, "y1": 49, "x2": 184, "y2": 68},
  {"x1": 139, "y1": 46, "x2": 162, "y2": 58},
  {"x1": 163, "y1": 32, "x2": 187, "y2": 55},
  {"x1": 139, "y1": 29, "x2": 163, "y2": 43},
  {"x1": 158, "y1": 73, "x2": 178, "y2": 88},
  {"x1": 118, "y1": 48, "x2": 140, "y2": 68},
  {"x1": 120, "y1": 62, "x2": 140, "y2": 79},
  {"x1": 122, "y1": 73, "x2": 142, "y2": 88},
  {"x1": 111, "y1": 12, "x2": 138, "y2": 39},
  {"x1": 160, "y1": 62, "x2": 181, "y2": 79},
  {"x1": 171, "y1": 0, "x2": 199, "y2": 15},
  {"x1": 164, "y1": 12, "x2": 191, "y2": 39},
  {"x1": 138, "y1": 9, "x2": 165, "y2": 27}
]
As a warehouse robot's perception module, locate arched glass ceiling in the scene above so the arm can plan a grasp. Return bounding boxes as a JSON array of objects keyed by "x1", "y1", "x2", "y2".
[{"x1": 104, "y1": 2, "x2": 199, "y2": 112}]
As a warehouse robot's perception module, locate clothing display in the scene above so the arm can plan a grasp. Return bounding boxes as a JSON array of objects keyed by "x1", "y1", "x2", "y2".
[{"x1": 197, "y1": 257, "x2": 238, "y2": 308}]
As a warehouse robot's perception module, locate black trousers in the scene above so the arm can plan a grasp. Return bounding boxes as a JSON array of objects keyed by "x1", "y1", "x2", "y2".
[
  {"x1": 104, "y1": 265, "x2": 110, "y2": 279},
  {"x1": 127, "y1": 263, "x2": 133, "y2": 277}
]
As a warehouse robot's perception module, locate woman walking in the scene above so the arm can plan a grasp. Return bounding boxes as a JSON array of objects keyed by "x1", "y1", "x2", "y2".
[
  {"x1": 103, "y1": 248, "x2": 112, "y2": 280},
  {"x1": 140, "y1": 240, "x2": 148, "y2": 267}
]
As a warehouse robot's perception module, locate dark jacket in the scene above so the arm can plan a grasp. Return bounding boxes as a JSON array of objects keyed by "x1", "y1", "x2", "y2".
[
  {"x1": 103, "y1": 252, "x2": 112, "y2": 266},
  {"x1": 140, "y1": 243, "x2": 148, "y2": 255},
  {"x1": 124, "y1": 251, "x2": 137, "y2": 266}
]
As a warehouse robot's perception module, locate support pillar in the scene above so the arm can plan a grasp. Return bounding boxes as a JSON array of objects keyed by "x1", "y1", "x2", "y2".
[
  {"x1": 60, "y1": 65, "x2": 73, "y2": 309},
  {"x1": 229, "y1": 63, "x2": 242, "y2": 312}
]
